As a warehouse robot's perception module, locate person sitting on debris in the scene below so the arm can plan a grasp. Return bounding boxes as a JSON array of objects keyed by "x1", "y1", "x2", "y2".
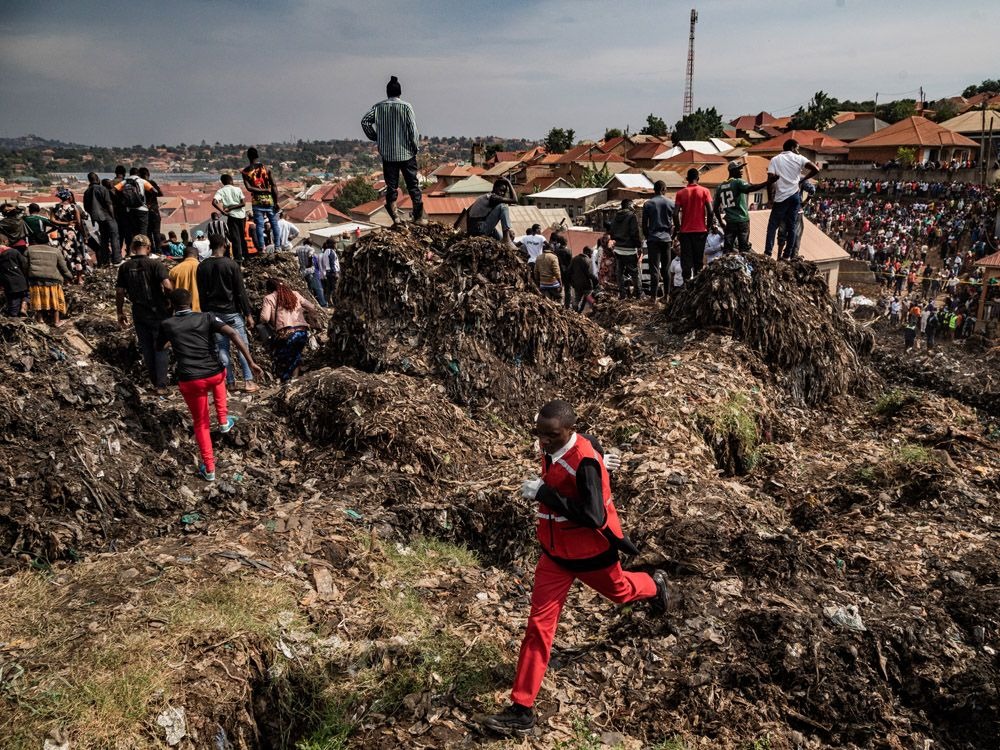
[
  {"x1": 296, "y1": 239, "x2": 328, "y2": 308},
  {"x1": 533, "y1": 242, "x2": 562, "y2": 302},
  {"x1": 361, "y1": 76, "x2": 424, "y2": 225},
  {"x1": 261, "y1": 277, "x2": 318, "y2": 382},
  {"x1": 703, "y1": 225, "x2": 725, "y2": 265},
  {"x1": 116, "y1": 235, "x2": 174, "y2": 392},
  {"x1": 568, "y1": 246, "x2": 599, "y2": 313},
  {"x1": 466, "y1": 178, "x2": 517, "y2": 242},
  {"x1": 157, "y1": 288, "x2": 263, "y2": 482},
  {"x1": 0, "y1": 236, "x2": 30, "y2": 317},
  {"x1": 608, "y1": 199, "x2": 641, "y2": 299},
  {"x1": 481, "y1": 400, "x2": 669, "y2": 736}
]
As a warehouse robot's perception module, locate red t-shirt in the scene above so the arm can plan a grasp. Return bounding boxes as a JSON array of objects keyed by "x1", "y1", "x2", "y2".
[{"x1": 675, "y1": 184, "x2": 713, "y2": 234}]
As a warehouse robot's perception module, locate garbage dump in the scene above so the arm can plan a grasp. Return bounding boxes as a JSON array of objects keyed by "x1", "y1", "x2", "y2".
[
  {"x1": 2, "y1": 230, "x2": 999, "y2": 750},
  {"x1": 665, "y1": 255, "x2": 875, "y2": 404}
]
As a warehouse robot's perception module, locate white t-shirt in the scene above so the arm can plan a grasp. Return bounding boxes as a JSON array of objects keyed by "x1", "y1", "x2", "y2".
[
  {"x1": 517, "y1": 234, "x2": 545, "y2": 263},
  {"x1": 704, "y1": 232, "x2": 724, "y2": 264},
  {"x1": 768, "y1": 151, "x2": 810, "y2": 203},
  {"x1": 193, "y1": 238, "x2": 211, "y2": 260},
  {"x1": 669, "y1": 256, "x2": 684, "y2": 287}
]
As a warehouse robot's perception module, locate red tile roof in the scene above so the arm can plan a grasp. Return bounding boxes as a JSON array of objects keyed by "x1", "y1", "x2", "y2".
[
  {"x1": 348, "y1": 198, "x2": 385, "y2": 216},
  {"x1": 432, "y1": 164, "x2": 486, "y2": 177},
  {"x1": 626, "y1": 142, "x2": 670, "y2": 160},
  {"x1": 748, "y1": 130, "x2": 849, "y2": 154},
  {"x1": 977, "y1": 250, "x2": 1000, "y2": 268},
  {"x1": 730, "y1": 112, "x2": 775, "y2": 130},
  {"x1": 848, "y1": 116, "x2": 979, "y2": 149},
  {"x1": 396, "y1": 195, "x2": 478, "y2": 214}
]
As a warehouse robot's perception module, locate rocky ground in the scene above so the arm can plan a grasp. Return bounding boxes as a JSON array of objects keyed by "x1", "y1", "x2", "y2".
[{"x1": 1, "y1": 226, "x2": 998, "y2": 750}]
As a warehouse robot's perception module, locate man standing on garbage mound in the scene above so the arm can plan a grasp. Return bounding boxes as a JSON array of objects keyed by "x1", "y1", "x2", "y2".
[{"x1": 482, "y1": 399, "x2": 671, "y2": 736}]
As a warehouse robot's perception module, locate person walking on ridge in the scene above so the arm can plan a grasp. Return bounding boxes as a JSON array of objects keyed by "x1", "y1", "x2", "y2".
[{"x1": 157, "y1": 288, "x2": 263, "y2": 482}]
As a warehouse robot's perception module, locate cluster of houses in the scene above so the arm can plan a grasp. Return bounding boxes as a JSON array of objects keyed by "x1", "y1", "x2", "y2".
[{"x1": 4, "y1": 103, "x2": 996, "y2": 293}]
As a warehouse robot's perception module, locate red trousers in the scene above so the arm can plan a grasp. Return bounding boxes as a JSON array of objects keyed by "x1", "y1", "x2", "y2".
[
  {"x1": 177, "y1": 371, "x2": 228, "y2": 472},
  {"x1": 510, "y1": 553, "x2": 656, "y2": 707}
]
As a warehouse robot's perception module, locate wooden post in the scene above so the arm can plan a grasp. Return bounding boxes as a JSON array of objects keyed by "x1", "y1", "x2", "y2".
[{"x1": 976, "y1": 269, "x2": 997, "y2": 334}]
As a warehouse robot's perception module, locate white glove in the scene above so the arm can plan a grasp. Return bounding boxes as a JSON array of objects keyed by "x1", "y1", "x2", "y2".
[
  {"x1": 521, "y1": 478, "x2": 543, "y2": 500},
  {"x1": 604, "y1": 453, "x2": 622, "y2": 472}
]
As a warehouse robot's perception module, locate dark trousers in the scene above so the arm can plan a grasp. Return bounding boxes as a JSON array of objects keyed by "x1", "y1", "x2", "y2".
[
  {"x1": 541, "y1": 287, "x2": 562, "y2": 302},
  {"x1": 96, "y1": 219, "x2": 121, "y2": 265},
  {"x1": 114, "y1": 209, "x2": 128, "y2": 257},
  {"x1": 227, "y1": 215, "x2": 248, "y2": 263},
  {"x1": 125, "y1": 210, "x2": 149, "y2": 251},
  {"x1": 646, "y1": 239, "x2": 672, "y2": 298},
  {"x1": 324, "y1": 271, "x2": 339, "y2": 302},
  {"x1": 724, "y1": 221, "x2": 751, "y2": 253},
  {"x1": 765, "y1": 194, "x2": 801, "y2": 257},
  {"x1": 147, "y1": 211, "x2": 161, "y2": 248},
  {"x1": 679, "y1": 232, "x2": 707, "y2": 281},
  {"x1": 134, "y1": 318, "x2": 169, "y2": 388},
  {"x1": 614, "y1": 252, "x2": 640, "y2": 298},
  {"x1": 5, "y1": 291, "x2": 26, "y2": 317},
  {"x1": 383, "y1": 158, "x2": 422, "y2": 205}
]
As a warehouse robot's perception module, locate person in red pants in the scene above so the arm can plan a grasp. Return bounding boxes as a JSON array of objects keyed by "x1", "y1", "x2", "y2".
[
  {"x1": 156, "y1": 288, "x2": 263, "y2": 481},
  {"x1": 482, "y1": 400, "x2": 670, "y2": 736}
]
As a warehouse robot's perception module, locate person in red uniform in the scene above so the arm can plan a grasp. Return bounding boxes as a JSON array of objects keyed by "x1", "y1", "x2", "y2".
[{"x1": 482, "y1": 400, "x2": 669, "y2": 736}]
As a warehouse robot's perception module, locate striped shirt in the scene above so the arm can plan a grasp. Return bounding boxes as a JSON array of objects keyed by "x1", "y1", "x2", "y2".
[{"x1": 361, "y1": 97, "x2": 419, "y2": 163}]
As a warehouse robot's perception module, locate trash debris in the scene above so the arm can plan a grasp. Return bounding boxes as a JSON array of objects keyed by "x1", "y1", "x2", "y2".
[
  {"x1": 823, "y1": 604, "x2": 867, "y2": 632},
  {"x1": 156, "y1": 706, "x2": 187, "y2": 746}
]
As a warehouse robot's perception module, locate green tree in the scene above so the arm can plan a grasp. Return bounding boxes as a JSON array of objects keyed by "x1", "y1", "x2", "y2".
[
  {"x1": 332, "y1": 176, "x2": 378, "y2": 213},
  {"x1": 671, "y1": 107, "x2": 724, "y2": 143},
  {"x1": 574, "y1": 163, "x2": 612, "y2": 188},
  {"x1": 895, "y1": 147, "x2": 917, "y2": 168},
  {"x1": 544, "y1": 127, "x2": 576, "y2": 154},
  {"x1": 788, "y1": 90, "x2": 839, "y2": 131},
  {"x1": 484, "y1": 143, "x2": 504, "y2": 162},
  {"x1": 931, "y1": 100, "x2": 959, "y2": 123},
  {"x1": 880, "y1": 99, "x2": 917, "y2": 124},
  {"x1": 640, "y1": 114, "x2": 669, "y2": 137},
  {"x1": 603, "y1": 128, "x2": 624, "y2": 140},
  {"x1": 963, "y1": 79, "x2": 1000, "y2": 98}
]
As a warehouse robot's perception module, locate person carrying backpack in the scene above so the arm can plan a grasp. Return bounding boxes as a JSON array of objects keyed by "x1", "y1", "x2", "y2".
[{"x1": 114, "y1": 171, "x2": 155, "y2": 249}]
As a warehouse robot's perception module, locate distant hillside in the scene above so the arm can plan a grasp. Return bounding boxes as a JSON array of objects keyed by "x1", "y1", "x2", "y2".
[{"x1": 0, "y1": 134, "x2": 84, "y2": 151}]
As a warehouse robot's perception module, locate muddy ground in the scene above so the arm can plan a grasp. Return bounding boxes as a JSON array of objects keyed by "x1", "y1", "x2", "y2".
[{"x1": 1, "y1": 226, "x2": 998, "y2": 750}]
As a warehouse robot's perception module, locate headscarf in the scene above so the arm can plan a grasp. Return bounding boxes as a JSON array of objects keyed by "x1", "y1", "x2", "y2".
[{"x1": 56, "y1": 188, "x2": 72, "y2": 202}]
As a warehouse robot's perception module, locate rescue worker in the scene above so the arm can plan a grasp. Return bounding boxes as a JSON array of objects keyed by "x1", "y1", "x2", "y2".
[{"x1": 482, "y1": 400, "x2": 670, "y2": 736}]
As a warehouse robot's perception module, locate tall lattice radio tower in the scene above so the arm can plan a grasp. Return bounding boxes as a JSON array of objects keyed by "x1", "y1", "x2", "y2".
[{"x1": 682, "y1": 8, "x2": 698, "y2": 117}]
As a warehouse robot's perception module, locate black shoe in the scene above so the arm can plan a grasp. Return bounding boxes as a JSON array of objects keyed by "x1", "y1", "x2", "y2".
[
  {"x1": 481, "y1": 704, "x2": 535, "y2": 736},
  {"x1": 650, "y1": 569, "x2": 671, "y2": 615}
]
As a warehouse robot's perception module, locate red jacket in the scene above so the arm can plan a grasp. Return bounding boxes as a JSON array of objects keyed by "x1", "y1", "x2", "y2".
[{"x1": 536, "y1": 435, "x2": 625, "y2": 564}]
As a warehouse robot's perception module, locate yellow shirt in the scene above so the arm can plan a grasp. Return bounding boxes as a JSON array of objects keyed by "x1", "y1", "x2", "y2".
[{"x1": 168, "y1": 258, "x2": 200, "y2": 311}]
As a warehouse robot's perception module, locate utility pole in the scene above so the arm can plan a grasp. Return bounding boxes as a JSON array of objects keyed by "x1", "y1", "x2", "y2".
[
  {"x1": 874, "y1": 92, "x2": 879, "y2": 120},
  {"x1": 682, "y1": 9, "x2": 698, "y2": 117}
]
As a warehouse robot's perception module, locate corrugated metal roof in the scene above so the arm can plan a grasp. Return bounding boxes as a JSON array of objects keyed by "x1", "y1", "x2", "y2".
[
  {"x1": 606, "y1": 174, "x2": 654, "y2": 190},
  {"x1": 939, "y1": 109, "x2": 1000, "y2": 134},
  {"x1": 527, "y1": 187, "x2": 606, "y2": 200}
]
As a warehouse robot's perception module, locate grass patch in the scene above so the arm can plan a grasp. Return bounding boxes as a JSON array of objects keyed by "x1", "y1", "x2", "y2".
[
  {"x1": 0, "y1": 563, "x2": 301, "y2": 750},
  {"x1": 294, "y1": 537, "x2": 505, "y2": 748},
  {"x1": 873, "y1": 388, "x2": 917, "y2": 417},
  {"x1": 698, "y1": 391, "x2": 762, "y2": 475}
]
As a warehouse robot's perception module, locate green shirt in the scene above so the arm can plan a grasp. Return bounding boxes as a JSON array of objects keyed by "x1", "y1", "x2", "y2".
[{"x1": 715, "y1": 178, "x2": 752, "y2": 224}]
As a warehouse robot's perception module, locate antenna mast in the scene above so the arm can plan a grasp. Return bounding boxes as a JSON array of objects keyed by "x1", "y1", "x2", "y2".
[{"x1": 683, "y1": 8, "x2": 698, "y2": 117}]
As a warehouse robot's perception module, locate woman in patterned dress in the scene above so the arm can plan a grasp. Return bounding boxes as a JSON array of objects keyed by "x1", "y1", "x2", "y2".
[{"x1": 51, "y1": 188, "x2": 90, "y2": 284}]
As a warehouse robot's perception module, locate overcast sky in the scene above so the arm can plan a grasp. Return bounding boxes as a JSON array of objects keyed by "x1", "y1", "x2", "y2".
[{"x1": 1, "y1": 0, "x2": 996, "y2": 147}]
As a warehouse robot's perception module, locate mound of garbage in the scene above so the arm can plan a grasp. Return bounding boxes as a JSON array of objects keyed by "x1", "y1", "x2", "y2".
[
  {"x1": 329, "y1": 226, "x2": 631, "y2": 413},
  {"x1": 666, "y1": 255, "x2": 875, "y2": 404}
]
